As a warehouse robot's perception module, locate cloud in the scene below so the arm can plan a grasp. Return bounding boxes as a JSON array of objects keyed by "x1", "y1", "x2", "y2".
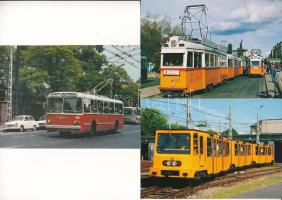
[{"x1": 210, "y1": 0, "x2": 282, "y2": 35}]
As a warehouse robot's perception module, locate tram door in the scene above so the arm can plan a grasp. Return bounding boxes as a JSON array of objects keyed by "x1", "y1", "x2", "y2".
[{"x1": 199, "y1": 136, "x2": 205, "y2": 169}]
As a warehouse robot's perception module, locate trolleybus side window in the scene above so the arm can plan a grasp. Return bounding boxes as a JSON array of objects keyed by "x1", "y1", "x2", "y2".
[
  {"x1": 117, "y1": 103, "x2": 123, "y2": 114},
  {"x1": 235, "y1": 143, "x2": 239, "y2": 156},
  {"x1": 207, "y1": 137, "x2": 212, "y2": 156},
  {"x1": 205, "y1": 53, "x2": 210, "y2": 67},
  {"x1": 109, "y1": 102, "x2": 115, "y2": 114},
  {"x1": 163, "y1": 53, "x2": 183, "y2": 66},
  {"x1": 84, "y1": 98, "x2": 91, "y2": 113},
  {"x1": 103, "y1": 101, "x2": 109, "y2": 113},
  {"x1": 193, "y1": 134, "x2": 198, "y2": 155},
  {"x1": 194, "y1": 52, "x2": 202, "y2": 68},
  {"x1": 200, "y1": 136, "x2": 203, "y2": 155},
  {"x1": 187, "y1": 52, "x2": 193, "y2": 68},
  {"x1": 91, "y1": 100, "x2": 98, "y2": 113},
  {"x1": 98, "y1": 101, "x2": 103, "y2": 113}
]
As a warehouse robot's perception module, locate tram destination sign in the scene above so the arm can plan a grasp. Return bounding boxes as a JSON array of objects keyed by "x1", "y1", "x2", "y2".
[{"x1": 164, "y1": 70, "x2": 180, "y2": 76}]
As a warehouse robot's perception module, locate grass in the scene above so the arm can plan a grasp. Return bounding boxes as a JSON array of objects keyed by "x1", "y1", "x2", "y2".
[
  {"x1": 141, "y1": 77, "x2": 160, "y2": 88},
  {"x1": 210, "y1": 175, "x2": 282, "y2": 198}
]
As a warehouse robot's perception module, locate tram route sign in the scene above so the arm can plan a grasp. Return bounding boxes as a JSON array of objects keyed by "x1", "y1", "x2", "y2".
[{"x1": 164, "y1": 70, "x2": 180, "y2": 76}]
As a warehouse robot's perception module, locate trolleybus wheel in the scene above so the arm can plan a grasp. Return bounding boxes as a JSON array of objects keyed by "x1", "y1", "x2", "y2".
[
  {"x1": 90, "y1": 122, "x2": 96, "y2": 137},
  {"x1": 113, "y1": 121, "x2": 119, "y2": 134}
]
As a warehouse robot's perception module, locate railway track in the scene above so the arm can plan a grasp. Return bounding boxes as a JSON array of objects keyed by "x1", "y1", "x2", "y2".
[{"x1": 141, "y1": 166, "x2": 282, "y2": 199}]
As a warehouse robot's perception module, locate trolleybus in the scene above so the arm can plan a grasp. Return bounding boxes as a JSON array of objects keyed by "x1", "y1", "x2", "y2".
[{"x1": 46, "y1": 92, "x2": 124, "y2": 136}]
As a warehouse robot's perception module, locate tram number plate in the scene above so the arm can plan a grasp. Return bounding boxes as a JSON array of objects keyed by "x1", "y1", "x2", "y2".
[{"x1": 164, "y1": 70, "x2": 180, "y2": 76}]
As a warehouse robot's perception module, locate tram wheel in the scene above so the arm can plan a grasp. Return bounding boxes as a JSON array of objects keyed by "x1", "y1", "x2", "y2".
[{"x1": 90, "y1": 122, "x2": 96, "y2": 137}]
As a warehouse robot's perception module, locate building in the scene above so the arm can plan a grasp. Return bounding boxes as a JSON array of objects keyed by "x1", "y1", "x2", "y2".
[{"x1": 235, "y1": 119, "x2": 282, "y2": 163}]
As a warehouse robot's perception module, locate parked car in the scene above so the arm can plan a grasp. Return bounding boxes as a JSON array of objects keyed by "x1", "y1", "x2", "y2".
[
  {"x1": 124, "y1": 107, "x2": 141, "y2": 124},
  {"x1": 5, "y1": 115, "x2": 38, "y2": 132},
  {"x1": 38, "y1": 115, "x2": 46, "y2": 129}
]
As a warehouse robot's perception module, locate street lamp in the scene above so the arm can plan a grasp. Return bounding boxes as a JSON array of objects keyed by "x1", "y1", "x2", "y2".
[{"x1": 255, "y1": 105, "x2": 263, "y2": 144}]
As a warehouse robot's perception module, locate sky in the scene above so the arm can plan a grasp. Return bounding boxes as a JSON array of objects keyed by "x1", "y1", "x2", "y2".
[
  {"x1": 103, "y1": 45, "x2": 140, "y2": 81},
  {"x1": 141, "y1": 98, "x2": 282, "y2": 134},
  {"x1": 141, "y1": 0, "x2": 282, "y2": 57}
]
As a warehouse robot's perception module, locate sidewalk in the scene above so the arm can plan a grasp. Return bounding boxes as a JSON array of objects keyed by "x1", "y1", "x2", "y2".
[{"x1": 265, "y1": 74, "x2": 279, "y2": 98}]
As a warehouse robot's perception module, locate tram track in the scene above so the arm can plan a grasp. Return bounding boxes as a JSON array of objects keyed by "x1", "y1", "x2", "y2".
[{"x1": 141, "y1": 166, "x2": 282, "y2": 199}]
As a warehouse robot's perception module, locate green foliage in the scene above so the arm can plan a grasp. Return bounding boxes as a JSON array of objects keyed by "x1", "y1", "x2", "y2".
[
  {"x1": 141, "y1": 14, "x2": 182, "y2": 71},
  {"x1": 141, "y1": 108, "x2": 168, "y2": 136},
  {"x1": 0, "y1": 46, "x2": 14, "y2": 101},
  {"x1": 170, "y1": 122, "x2": 186, "y2": 129},
  {"x1": 221, "y1": 128, "x2": 239, "y2": 137}
]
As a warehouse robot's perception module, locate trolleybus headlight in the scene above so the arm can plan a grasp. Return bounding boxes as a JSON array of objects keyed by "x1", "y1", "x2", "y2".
[
  {"x1": 47, "y1": 119, "x2": 52, "y2": 124},
  {"x1": 73, "y1": 120, "x2": 80, "y2": 125}
]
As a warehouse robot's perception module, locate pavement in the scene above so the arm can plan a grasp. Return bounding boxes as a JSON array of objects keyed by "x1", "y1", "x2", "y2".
[
  {"x1": 0, "y1": 125, "x2": 140, "y2": 148},
  {"x1": 234, "y1": 181, "x2": 282, "y2": 198},
  {"x1": 140, "y1": 85, "x2": 160, "y2": 98},
  {"x1": 264, "y1": 73, "x2": 279, "y2": 98},
  {"x1": 194, "y1": 75, "x2": 261, "y2": 98}
]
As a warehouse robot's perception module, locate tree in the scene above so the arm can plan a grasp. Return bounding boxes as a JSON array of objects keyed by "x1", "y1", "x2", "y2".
[
  {"x1": 221, "y1": 128, "x2": 239, "y2": 137},
  {"x1": 141, "y1": 108, "x2": 168, "y2": 136},
  {"x1": 170, "y1": 122, "x2": 186, "y2": 129},
  {"x1": 141, "y1": 14, "x2": 182, "y2": 72},
  {"x1": 0, "y1": 46, "x2": 10, "y2": 101}
]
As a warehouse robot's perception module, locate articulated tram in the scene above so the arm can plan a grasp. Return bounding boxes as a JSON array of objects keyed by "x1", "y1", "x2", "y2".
[
  {"x1": 248, "y1": 55, "x2": 265, "y2": 76},
  {"x1": 150, "y1": 129, "x2": 274, "y2": 179},
  {"x1": 160, "y1": 36, "x2": 244, "y2": 94}
]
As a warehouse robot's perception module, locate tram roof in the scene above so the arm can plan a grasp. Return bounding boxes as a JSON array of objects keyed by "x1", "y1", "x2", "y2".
[{"x1": 47, "y1": 92, "x2": 123, "y2": 104}]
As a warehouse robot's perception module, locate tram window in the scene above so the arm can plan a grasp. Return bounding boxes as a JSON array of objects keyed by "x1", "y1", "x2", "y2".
[
  {"x1": 194, "y1": 52, "x2": 202, "y2": 68},
  {"x1": 210, "y1": 54, "x2": 215, "y2": 67},
  {"x1": 242, "y1": 145, "x2": 246, "y2": 155},
  {"x1": 205, "y1": 53, "x2": 210, "y2": 67},
  {"x1": 200, "y1": 136, "x2": 203, "y2": 154},
  {"x1": 228, "y1": 59, "x2": 233, "y2": 67},
  {"x1": 256, "y1": 146, "x2": 259, "y2": 155},
  {"x1": 163, "y1": 53, "x2": 184, "y2": 66},
  {"x1": 248, "y1": 145, "x2": 251, "y2": 155},
  {"x1": 207, "y1": 138, "x2": 212, "y2": 156},
  {"x1": 187, "y1": 52, "x2": 193, "y2": 68},
  {"x1": 268, "y1": 147, "x2": 271, "y2": 155},
  {"x1": 214, "y1": 140, "x2": 217, "y2": 156},
  {"x1": 193, "y1": 134, "x2": 198, "y2": 155},
  {"x1": 226, "y1": 143, "x2": 229, "y2": 156},
  {"x1": 215, "y1": 55, "x2": 218, "y2": 67},
  {"x1": 220, "y1": 56, "x2": 227, "y2": 66},
  {"x1": 235, "y1": 144, "x2": 238, "y2": 156}
]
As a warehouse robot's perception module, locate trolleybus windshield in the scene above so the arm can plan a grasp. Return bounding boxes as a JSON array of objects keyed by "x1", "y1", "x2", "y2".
[
  {"x1": 47, "y1": 97, "x2": 82, "y2": 113},
  {"x1": 163, "y1": 53, "x2": 184, "y2": 66},
  {"x1": 157, "y1": 133, "x2": 190, "y2": 154}
]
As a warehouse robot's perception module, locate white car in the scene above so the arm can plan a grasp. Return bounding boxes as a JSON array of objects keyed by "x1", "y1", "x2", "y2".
[
  {"x1": 5, "y1": 115, "x2": 38, "y2": 132},
  {"x1": 38, "y1": 115, "x2": 46, "y2": 129},
  {"x1": 124, "y1": 107, "x2": 141, "y2": 125}
]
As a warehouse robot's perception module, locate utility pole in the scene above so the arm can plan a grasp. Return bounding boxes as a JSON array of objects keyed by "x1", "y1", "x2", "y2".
[
  {"x1": 186, "y1": 95, "x2": 191, "y2": 129},
  {"x1": 255, "y1": 105, "x2": 263, "y2": 144},
  {"x1": 256, "y1": 111, "x2": 259, "y2": 144},
  {"x1": 228, "y1": 105, "x2": 232, "y2": 139},
  {"x1": 7, "y1": 47, "x2": 13, "y2": 121}
]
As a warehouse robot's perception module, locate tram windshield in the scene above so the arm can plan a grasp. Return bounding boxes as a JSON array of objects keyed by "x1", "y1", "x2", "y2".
[
  {"x1": 157, "y1": 133, "x2": 190, "y2": 154},
  {"x1": 47, "y1": 97, "x2": 82, "y2": 113},
  {"x1": 163, "y1": 53, "x2": 184, "y2": 66},
  {"x1": 251, "y1": 61, "x2": 260, "y2": 66}
]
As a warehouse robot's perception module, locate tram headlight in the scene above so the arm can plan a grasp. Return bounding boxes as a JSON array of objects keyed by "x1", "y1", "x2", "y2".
[
  {"x1": 166, "y1": 160, "x2": 171, "y2": 166},
  {"x1": 172, "y1": 161, "x2": 177, "y2": 166}
]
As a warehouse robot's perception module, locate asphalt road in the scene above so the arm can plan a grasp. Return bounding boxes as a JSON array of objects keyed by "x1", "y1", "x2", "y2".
[
  {"x1": 194, "y1": 75, "x2": 262, "y2": 98},
  {"x1": 0, "y1": 125, "x2": 140, "y2": 148}
]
